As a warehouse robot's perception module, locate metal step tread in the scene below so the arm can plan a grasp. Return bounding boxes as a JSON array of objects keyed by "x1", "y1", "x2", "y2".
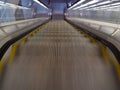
[{"x1": 1, "y1": 20, "x2": 119, "y2": 90}]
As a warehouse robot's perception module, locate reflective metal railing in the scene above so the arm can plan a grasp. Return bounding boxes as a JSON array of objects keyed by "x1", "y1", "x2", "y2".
[
  {"x1": 0, "y1": 0, "x2": 50, "y2": 23},
  {"x1": 67, "y1": 0, "x2": 120, "y2": 24}
]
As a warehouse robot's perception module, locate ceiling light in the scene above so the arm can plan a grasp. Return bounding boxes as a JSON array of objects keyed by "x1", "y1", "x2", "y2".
[
  {"x1": 68, "y1": 0, "x2": 86, "y2": 10},
  {"x1": 33, "y1": 0, "x2": 48, "y2": 9},
  {"x1": 73, "y1": 0, "x2": 99, "y2": 10}
]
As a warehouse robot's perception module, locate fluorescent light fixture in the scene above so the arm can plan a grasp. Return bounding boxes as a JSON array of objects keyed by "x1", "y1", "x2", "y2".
[
  {"x1": 77, "y1": 1, "x2": 120, "y2": 11},
  {"x1": 93, "y1": 3, "x2": 120, "y2": 10},
  {"x1": 68, "y1": 0, "x2": 120, "y2": 11},
  {"x1": 33, "y1": 0, "x2": 48, "y2": 9},
  {"x1": 97, "y1": 1, "x2": 111, "y2": 5},
  {"x1": 73, "y1": 0, "x2": 99, "y2": 10},
  {"x1": 84, "y1": 1, "x2": 111, "y2": 9},
  {"x1": 111, "y1": 2, "x2": 120, "y2": 6},
  {"x1": 68, "y1": 0, "x2": 86, "y2": 10}
]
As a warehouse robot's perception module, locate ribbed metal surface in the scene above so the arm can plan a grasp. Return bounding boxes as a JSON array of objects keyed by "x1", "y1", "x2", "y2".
[{"x1": 1, "y1": 20, "x2": 119, "y2": 90}]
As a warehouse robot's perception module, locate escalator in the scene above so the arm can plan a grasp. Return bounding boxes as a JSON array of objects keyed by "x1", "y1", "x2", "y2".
[{"x1": 0, "y1": 20, "x2": 119, "y2": 90}]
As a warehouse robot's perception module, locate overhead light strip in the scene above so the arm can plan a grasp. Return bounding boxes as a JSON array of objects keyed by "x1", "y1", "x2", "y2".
[
  {"x1": 73, "y1": 0, "x2": 100, "y2": 10},
  {"x1": 68, "y1": 0, "x2": 86, "y2": 10},
  {"x1": 79, "y1": 1, "x2": 120, "y2": 10},
  {"x1": 78, "y1": 1, "x2": 111, "y2": 10},
  {"x1": 33, "y1": 0, "x2": 48, "y2": 9},
  {"x1": 86, "y1": 1, "x2": 111, "y2": 9}
]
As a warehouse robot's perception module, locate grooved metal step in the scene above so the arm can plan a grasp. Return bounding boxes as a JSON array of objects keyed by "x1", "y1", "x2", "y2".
[{"x1": 1, "y1": 20, "x2": 119, "y2": 90}]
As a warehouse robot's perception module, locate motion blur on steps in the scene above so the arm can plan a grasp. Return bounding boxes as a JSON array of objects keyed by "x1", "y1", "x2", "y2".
[{"x1": 0, "y1": 0, "x2": 120, "y2": 90}]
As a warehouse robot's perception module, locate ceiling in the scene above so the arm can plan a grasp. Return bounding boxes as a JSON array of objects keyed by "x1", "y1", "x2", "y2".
[
  {"x1": 38, "y1": 0, "x2": 79, "y2": 13},
  {"x1": 39, "y1": 0, "x2": 79, "y2": 7},
  {"x1": 37, "y1": 0, "x2": 80, "y2": 14}
]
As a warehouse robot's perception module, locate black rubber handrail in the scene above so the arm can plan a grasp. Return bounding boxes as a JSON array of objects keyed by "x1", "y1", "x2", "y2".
[
  {"x1": 65, "y1": 19, "x2": 120, "y2": 64},
  {"x1": 0, "y1": 20, "x2": 50, "y2": 61}
]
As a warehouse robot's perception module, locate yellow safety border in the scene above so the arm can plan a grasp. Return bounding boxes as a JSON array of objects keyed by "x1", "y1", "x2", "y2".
[
  {"x1": 99, "y1": 44, "x2": 110, "y2": 64},
  {"x1": 113, "y1": 59, "x2": 120, "y2": 80},
  {"x1": 79, "y1": 28, "x2": 120, "y2": 81},
  {"x1": 7, "y1": 42, "x2": 19, "y2": 64},
  {"x1": 0, "y1": 21, "x2": 49, "y2": 75},
  {"x1": 0, "y1": 61, "x2": 3, "y2": 74}
]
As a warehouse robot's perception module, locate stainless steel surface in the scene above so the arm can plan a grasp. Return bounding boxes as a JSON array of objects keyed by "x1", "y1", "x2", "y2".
[
  {"x1": 0, "y1": 18, "x2": 49, "y2": 49},
  {"x1": 66, "y1": 18, "x2": 120, "y2": 56},
  {"x1": 1, "y1": 20, "x2": 119, "y2": 90}
]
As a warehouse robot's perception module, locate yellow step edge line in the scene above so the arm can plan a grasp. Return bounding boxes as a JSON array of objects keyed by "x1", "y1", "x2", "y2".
[
  {"x1": 90, "y1": 38, "x2": 96, "y2": 45},
  {"x1": 99, "y1": 44, "x2": 110, "y2": 64},
  {"x1": 78, "y1": 28, "x2": 120, "y2": 81},
  {"x1": 20, "y1": 23, "x2": 47, "y2": 45},
  {"x1": 112, "y1": 58, "x2": 120, "y2": 80},
  {"x1": 21, "y1": 37, "x2": 27, "y2": 45},
  {"x1": 0, "y1": 43, "x2": 18, "y2": 75},
  {"x1": 0, "y1": 61, "x2": 3, "y2": 75},
  {"x1": 7, "y1": 42, "x2": 19, "y2": 64},
  {"x1": 0, "y1": 22, "x2": 49, "y2": 75}
]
